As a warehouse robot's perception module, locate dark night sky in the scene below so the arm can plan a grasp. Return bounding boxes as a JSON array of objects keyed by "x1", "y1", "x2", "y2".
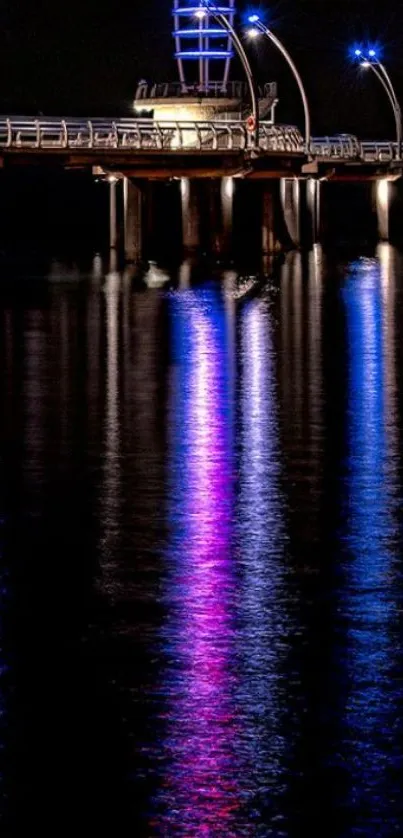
[{"x1": 1, "y1": 0, "x2": 403, "y2": 137}]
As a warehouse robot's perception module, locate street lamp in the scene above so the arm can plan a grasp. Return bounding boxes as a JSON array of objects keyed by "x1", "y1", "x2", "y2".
[
  {"x1": 354, "y1": 48, "x2": 402, "y2": 159},
  {"x1": 246, "y1": 13, "x2": 311, "y2": 155},
  {"x1": 197, "y1": 2, "x2": 260, "y2": 146}
]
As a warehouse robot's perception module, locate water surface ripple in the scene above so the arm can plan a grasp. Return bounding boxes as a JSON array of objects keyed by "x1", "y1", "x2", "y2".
[{"x1": 1, "y1": 249, "x2": 403, "y2": 835}]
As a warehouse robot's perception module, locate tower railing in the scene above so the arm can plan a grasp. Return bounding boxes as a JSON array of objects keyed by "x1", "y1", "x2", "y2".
[{"x1": 134, "y1": 80, "x2": 277, "y2": 101}]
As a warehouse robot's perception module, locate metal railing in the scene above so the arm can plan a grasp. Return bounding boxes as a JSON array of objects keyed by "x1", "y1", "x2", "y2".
[
  {"x1": 0, "y1": 117, "x2": 302, "y2": 153},
  {"x1": 0, "y1": 117, "x2": 401, "y2": 163},
  {"x1": 360, "y1": 141, "x2": 400, "y2": 162},
  {"x1": 134, "y1": 80, "x2": 277, "y2": 100},
  {"x1": 310, "y1": 135, "x2": 361, "y2": 159},
  {"x1": 261, "y1": 124, "x2": 304, "y2": 153},
  {"x1": 310, "y1": 136, "x2": 403, "y2": 162}
]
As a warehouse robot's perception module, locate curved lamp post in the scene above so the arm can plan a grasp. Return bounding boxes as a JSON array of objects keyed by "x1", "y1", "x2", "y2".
[
  {"x1": 355, "y1": 49, "x2": 401, "y2": 159},
  {"x1": 198, "y1": 1, "x2": 260, "y2": 147},
  {"x1": 247, "y1": 13, "x2": 311, "y2": 155}
]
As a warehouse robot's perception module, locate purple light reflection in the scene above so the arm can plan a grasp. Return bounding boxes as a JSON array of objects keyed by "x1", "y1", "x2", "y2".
[{"x1": 154, "y1": 288, "x2": 244, "y2": 836}]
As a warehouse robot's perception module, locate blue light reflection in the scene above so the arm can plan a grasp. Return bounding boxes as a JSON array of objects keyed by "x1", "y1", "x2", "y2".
[{"x1": 340, "y1": 254, "x2": 403, "y2": 831}]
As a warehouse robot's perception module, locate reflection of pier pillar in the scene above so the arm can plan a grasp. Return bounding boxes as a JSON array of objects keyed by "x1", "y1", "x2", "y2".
[
  {"x1": 181, "y1": 178, "x2": 200, "y2": 252},
  {"x1": 305, "y1": 178, "x2": 321, "y2": 245},
  {"x1": 123, "y1": 177, "x2": 142, "y2": 262},
  {"x1": 179, "y1": 259, "x2": 192, "y2": 289},
  {"x1": 262, "y1": 183, "x2": 276, "y2": 255},
  {"x1": 374, "y1": 178, "x2": 390, "y2": 241},
  {"x1": 280, "y1": 178, "x2": 300, "y2": 248},
  {"x1": 109, "y1": 177, "x2": 118, "y2": 250}
]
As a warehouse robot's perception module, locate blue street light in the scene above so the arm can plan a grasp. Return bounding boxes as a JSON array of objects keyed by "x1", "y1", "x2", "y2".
[
  {"x1": 352, "y1": 46, "x2": 401, "y2": 159},
  {"x1": 246, "y1": 11, "x2": 311, "y2": 154}
]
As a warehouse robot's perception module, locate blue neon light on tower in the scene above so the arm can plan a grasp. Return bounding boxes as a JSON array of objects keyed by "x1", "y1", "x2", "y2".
[{"x1": 173, "y1": 1, "x2": 236, "y2": 92}]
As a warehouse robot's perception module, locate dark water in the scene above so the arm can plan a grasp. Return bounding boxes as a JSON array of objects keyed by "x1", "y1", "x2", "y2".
[{"x1": 1, "y1": 246, "x2": 403, "y2": 836}]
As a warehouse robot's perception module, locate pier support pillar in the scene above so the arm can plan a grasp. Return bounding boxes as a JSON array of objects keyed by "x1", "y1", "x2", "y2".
[
  {"x1": 280, "y1": 177, "x2": 301, "y2": 248},
  {"x1": 181, "y1": 178, "x2": 200, "y2": 252},
  {"x1": 109, "y1": 176, "x2": 118, "y2": 251},
  {"x1": 305, "y1": 178, "x2": 321, "y2": 245},
  {"x1": 374, "y1": 178, "x2": 390, "y2": 241},
  {"x1": 220, "y1": 176, "x2": 234, "y2": 254},
  {"x1": 209, "y1": 177, "x2": 234, "y2": 258},
  {"x1": 124, "y1": 177, "x2": 142, "y2": 262}
]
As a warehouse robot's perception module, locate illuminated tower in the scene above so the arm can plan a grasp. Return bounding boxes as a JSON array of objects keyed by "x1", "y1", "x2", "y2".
[
  {"x1": 173, "y1": 1, "x2": 236, "y2": 93},
  {"x1": 134, "y1": 0, "x2": 278, "y2": 124}
]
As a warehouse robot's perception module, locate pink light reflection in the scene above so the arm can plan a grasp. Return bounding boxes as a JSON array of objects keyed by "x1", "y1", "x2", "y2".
[{"x1": 155, "y1": 289, "x2": 246, "y2": 836}]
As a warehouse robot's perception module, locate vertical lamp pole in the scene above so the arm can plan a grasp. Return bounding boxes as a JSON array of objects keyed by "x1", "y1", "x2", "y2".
[
  {"x1": 199, "y1": 1, "x2": 260, "y2": 147},
  {"x1": 247, "y1": 14, "x2": 311, "y2": 156}
]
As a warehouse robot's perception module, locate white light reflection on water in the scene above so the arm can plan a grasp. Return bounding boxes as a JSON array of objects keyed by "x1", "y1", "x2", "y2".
[
  {"x1": 23, "y1": 310, "x2": 48, "y2": 519},
  {"x1": 236, "y1": 296, "x2": 290, "y2": 829},
  {"x1": 100, "y1": 272, "x2": 122, "y2": 582},
  {"x1": 340, "y1": 252, "x2": 403, "y2": 830}
]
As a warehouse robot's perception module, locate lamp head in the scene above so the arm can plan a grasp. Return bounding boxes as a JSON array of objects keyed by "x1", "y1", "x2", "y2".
[
  {"x1": 248, "y1": 14, "x2": 260, "y2": 23},
  {"x1": 352, "y1": 45, "x2": 380, "y2": 64}
]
